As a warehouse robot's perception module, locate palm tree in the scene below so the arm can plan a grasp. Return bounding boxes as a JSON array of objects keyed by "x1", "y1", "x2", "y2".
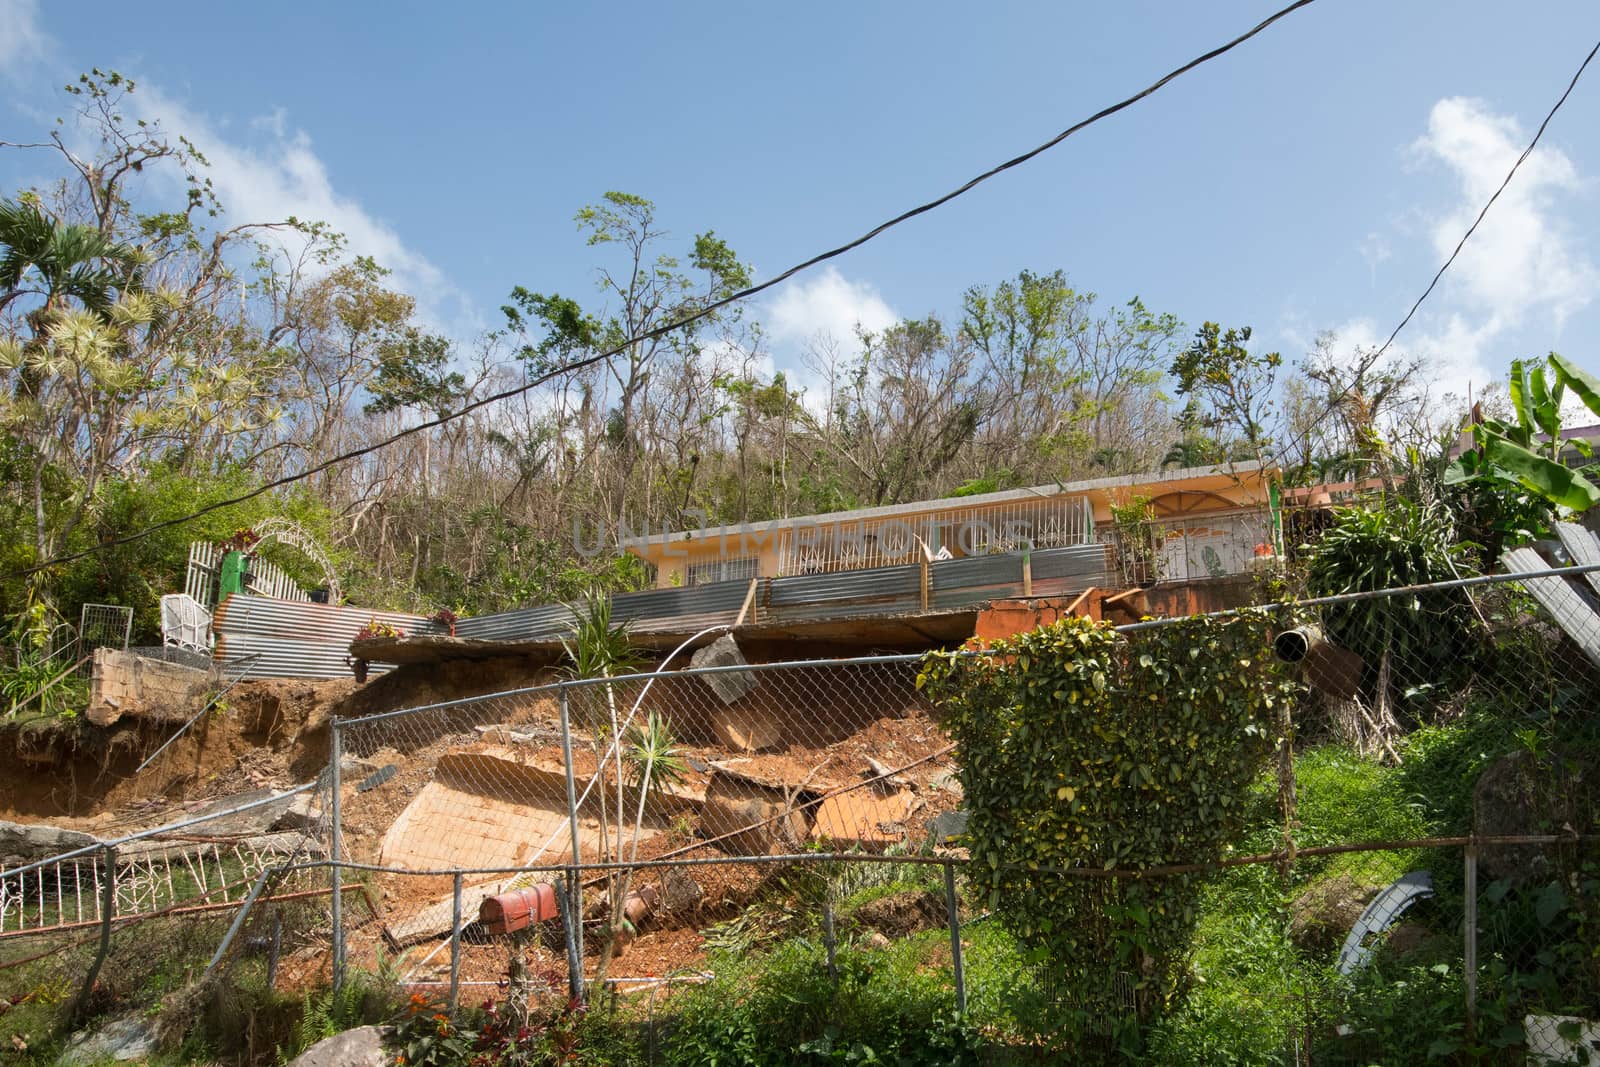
[
  {"x1": 560, "y1": 593, "x2": 647, "y2": 987},
  {"x1": 0, "y1": 198, "x2": 144, "y2": 322},
  {"x1": 1161, "y1": 435, "x2": 1217, "y2": 470}
]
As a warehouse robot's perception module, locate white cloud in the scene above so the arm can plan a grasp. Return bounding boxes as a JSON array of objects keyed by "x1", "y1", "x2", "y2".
[
  {"x1": 1412, "y1": 97, "x2": 1598, "y2": 328},
  {"x1": 123, "y1": 86, "x2": 475, "y2": 336},
  {"x1": 1359, "y1": 232, "x2": 1391, "y2": 282},
  {"x1": 0, "y1": 0, "x2": 49, "y2": 80},
  {"x1": 1320, "y1": 313, "x2": 1496, "y2": 415},
  {"x1": 1329, "y1": 97, "x2": 1600, "y2": 410},
  {"x1": 759, "y1": 267, "x2": 898, "y2": 412},
  {"x1": 764, "y1": 267, "x2": 898, "y2": 353}
]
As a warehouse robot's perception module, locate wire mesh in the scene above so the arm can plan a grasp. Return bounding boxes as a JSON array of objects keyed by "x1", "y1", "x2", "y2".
[
  {"x1": 6, "y1": 562, "x2": 1600, "y2": 1057},
  {"x1": 0, "y1": 783, "x2": 331, "y2": 1052},
  {"x1": 78, "y1": 604, "x2": 133, "y2": 657}
]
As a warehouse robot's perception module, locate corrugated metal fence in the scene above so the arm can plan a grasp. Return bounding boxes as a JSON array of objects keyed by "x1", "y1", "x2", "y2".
[
  {"x1": 214, "y1": 543, "x2": 1112, "y2": 679},
  {"x1": 212, "y1": 598, "x2": 433, "y2": 680}
]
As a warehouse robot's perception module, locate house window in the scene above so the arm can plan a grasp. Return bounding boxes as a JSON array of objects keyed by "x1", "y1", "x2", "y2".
[{"x1": 685, "y1": 557, "x2": 759, "y2": 586}]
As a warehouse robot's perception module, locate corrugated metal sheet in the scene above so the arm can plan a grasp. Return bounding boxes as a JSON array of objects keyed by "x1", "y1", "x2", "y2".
[
  {"x1": 453, "y1": 603, "x2": 570, "y2": 642},
  {"x1": 766, "y1": 564, "x2": 923, "y2": 623},
  {"x1": 931, "y1": 543, "x2": 1109, "y2": 609},
  {"x1": 212, "y1": 596, "x2": 430, "y2": 679},
  {"x1": 617, "y1": 578, "x2": 752, "y2": 633},
  {"x1": 929, "y1": 553, "x2": 1025, "y2": 611},
  {"x1": 221, "y1": 542, "x2": 1110, "y2": 678},
  {"x1": 1028, "y1": 543, "x2": 1113, "y2": 597}
]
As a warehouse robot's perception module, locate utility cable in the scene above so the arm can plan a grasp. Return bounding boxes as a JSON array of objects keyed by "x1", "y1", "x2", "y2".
[
  {"x1": 1371, "y1": 37, "x2": 1600, "y2": 362},
  {"x1": 8, "y1": 0, "x2": 1319, "y2": 580}
]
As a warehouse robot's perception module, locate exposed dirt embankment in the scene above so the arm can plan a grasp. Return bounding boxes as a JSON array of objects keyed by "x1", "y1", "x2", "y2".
[{"x1": 0, "y1": 656, "x2": 561, "y2": 831}]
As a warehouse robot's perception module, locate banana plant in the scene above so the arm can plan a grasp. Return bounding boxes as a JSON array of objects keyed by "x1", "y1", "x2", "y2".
[{"x1": 1444, "y1": 354, "x2": 1600, "y2": 513}]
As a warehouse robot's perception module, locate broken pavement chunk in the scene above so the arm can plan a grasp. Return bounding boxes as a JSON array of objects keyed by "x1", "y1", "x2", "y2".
[
  {"x1": 689, "y1": 634, "x2": 759, "y2": 705},
  {"x1": 812, "y1": 788, "x2": 917, "y2": 848}
]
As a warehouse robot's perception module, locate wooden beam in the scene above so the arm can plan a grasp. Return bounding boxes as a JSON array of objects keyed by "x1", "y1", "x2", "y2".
[{"x1": 734, "y1": 578, "x2": 759, "y2": 627}]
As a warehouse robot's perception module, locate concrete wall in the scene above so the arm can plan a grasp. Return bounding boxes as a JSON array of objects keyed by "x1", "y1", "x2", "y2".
[{"x1": 87, "y1": 648, "x2": 213, "y2": 726}]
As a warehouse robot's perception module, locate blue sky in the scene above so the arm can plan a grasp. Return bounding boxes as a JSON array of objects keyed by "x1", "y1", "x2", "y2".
[{"x1": 3, "y1": 0, "x2": 1598, "y2": 408}]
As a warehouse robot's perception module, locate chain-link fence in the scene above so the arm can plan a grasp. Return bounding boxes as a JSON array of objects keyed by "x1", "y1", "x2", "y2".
[
  {"x1": 4, "y1": 560, "x2": 1600, "y2": 1061},
  {"x1": 0, "y1": 781, "x2": 334, "y2": 1054}
]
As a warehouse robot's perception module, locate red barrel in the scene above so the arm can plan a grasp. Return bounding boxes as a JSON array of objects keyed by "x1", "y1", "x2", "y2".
[{"x1": 479, "y1": 883, "x2": 561, "y2": 934}]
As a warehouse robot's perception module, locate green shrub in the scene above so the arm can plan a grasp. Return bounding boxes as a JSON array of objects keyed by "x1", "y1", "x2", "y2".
[
  {"x1": 660, "y1": 937, "x2": 981, "y2": 1066},
  {"x1": 920, "y1": 613, "x2": 1295, "y2": 1042}
]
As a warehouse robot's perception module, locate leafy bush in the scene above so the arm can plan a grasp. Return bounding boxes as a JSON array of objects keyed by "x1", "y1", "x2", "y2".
[
  {"x1": 661, "y1": 937, "x2": 981, "y2": 1066},
  {"x1": 1304, "y1": 496, "x2": 1479, "y2": 719},
  {"x1": 919, "y1": 613, "x2": 1294, "y2": 1041}
]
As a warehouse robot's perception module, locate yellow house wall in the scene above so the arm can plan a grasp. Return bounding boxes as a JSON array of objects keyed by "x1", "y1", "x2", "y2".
[{"x1": 633, "y1": 469, "x2": 1272, "y2": 588}]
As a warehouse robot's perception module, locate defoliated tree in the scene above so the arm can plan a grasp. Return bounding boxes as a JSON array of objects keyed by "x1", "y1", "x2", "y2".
[
  {"x1": 1170, "y1": 322, "x2": 1281, "y2": 466},
  {"x1": 501, "y1": 192, "x2": 751, "y2": 528}
]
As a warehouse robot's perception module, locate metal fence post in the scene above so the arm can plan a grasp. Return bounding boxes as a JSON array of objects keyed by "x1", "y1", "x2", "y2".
[
  {"x1": 1464, "y1": 841, "x2": 1478, "y2": 1042},
  {"x1": 449, "y1": 872, "x2": 463, "y2": 1018},
  {"x1": 206, "y1": 864, "x2": 276, "y2": 974},
  {"x1": 822, "y1": 894, "x2": 838, "y2": 981},
  {"x1": 943, "y1": 860, "x2": 966, "y2": 1015},
  {"x1": 558, "y1": 872, "x2": 582, "y2": 1003},
  {"x1": 69, "y1": 844, "x2": 117, "y2": 1028},
  {"x1": 558, "y1": 688, "x2": 586, "y2": 1004},
  {"x1": 329, "y1": 720, "x2": 345, "y2": 996}
]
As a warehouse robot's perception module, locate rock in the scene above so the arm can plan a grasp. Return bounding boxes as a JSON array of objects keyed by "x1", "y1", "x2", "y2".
[
  {"x1": 929, "y1": 770, "x2": 963, "y2": 798},
  {"x1": 659, "y1": 868, "x2": 703, "y2": 914},
  {"x1": 1474, "y1": 751, "x2": 1585, "y2": 885},
  {"x1": 57, "y1": 1014, "x2": 157, "y2": 1065},
  {"x1": 1289, "y1": 874, "x2": 1379, "y2": 957},
  {"x1": 284, "y1": 1025, "x2": 390, "y2": 1067},
  {"x1": 1384, "y1": 921, "x2": 1434, "y2": 960},
  {"x1": 0, "y1": 820, "x2": 99, "y2": 868},
  {"x1": 689, "y1": 634, "x2": 759, "y2": 705},
  {"x1": 183, "y1": 788, "x2": 297, "y2": 836},
  {"x1": 706, "y1": 703, "x2": 783, "y2": 753},
  {"x1": 926, "y1": 809, "x2": 969, "y2": 843},
  {"x1": 852, "y1": 888, "x2": 947, "y2": 938}
]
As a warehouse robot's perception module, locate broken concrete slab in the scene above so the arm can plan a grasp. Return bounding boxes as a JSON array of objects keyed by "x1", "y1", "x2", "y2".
[
  {"x1": 272, "y1": 793, "x2": 323, "y2": 832},
  {"x1": 181, "y1": 788, "x2": 299, "y2": 836},
  {"x1": 699, "y1": 770, "x2": 817, "y2": 855},
  {"x1": 0, "y1": 819, "x2": 99, "y2": 867},
  {"x1": 378, "y1": 746, "x2": 621, "y2": 871},
  {"x1": 86, "y1": 648, "x2": 213, "y2": 727},
  {"x1": 812, "y1": 788, "x2": 917, "y2": 847},
  {"x1": 689, "y1": 634, "x2": 759, "y2": 705}
]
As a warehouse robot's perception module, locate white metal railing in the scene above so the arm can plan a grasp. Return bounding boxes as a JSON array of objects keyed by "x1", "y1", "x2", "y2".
[
  {"x1": 775, "y1": 495, "x2": 1095, "y2": 576},
  {"x1": 1099, "y1": 508, "x2": 1275, "y2": 585},
  {"x1": 185, "y1": 541, "x2": 309, "y2": 611}
]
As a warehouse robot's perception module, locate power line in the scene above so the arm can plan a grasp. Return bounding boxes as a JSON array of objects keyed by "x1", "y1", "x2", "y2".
[
  {"x1": 10, "y1": 0, "x2": 1319, "y2": 580},
  {"x1": 1371, "y1": 38, "x2": 1600, "y2": 363}
]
